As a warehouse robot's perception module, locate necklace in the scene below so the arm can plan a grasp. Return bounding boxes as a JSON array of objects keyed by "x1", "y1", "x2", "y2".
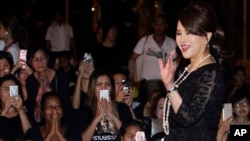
[
  {"x1": 163, "y1": 54, "x2": 213, "y2": 135},
  {"x1": 174, "y1": 54, "x2": 212, "y2": 88}
]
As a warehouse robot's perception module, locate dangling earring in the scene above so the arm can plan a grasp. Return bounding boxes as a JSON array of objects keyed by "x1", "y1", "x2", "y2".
[
  {"x1": 5, "y1": 31, "x2": 8, "y2": 35},
  {"x1": 206, "y1": 40, "x2": 209, "y2": 48}
]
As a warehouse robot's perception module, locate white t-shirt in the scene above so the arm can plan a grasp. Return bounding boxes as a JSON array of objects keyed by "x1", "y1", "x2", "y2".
[
  {"x1": 133, "y1": 34, "x2": 177, "y2": 80},
  {"x1": 45, "y1": 22, "x2": 74, "y2": 52},
  {"x1": 0, "y1": 40, "x2": 20, "y2": 65}
]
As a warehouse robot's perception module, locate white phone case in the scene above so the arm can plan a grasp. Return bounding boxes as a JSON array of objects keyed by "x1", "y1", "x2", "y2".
[
  {"x1": 222, "y1": 103, "x2": 232, "y2": 121},
  {"x1": 100, "y1": 90, "x2": 110, "y2": 101}
]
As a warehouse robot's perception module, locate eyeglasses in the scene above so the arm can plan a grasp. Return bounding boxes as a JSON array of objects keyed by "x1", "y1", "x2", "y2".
[
  {"x1": 32, "y1": 56, "x2": 47, "y2": 63},
  {"x1": 234, "y1": 102, "x2": 249, "y2": 108}
]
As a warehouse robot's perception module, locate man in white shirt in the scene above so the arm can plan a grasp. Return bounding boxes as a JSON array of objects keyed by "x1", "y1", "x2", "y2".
[
  {"x1": 130, "y1": 15, "x2": 178, "y2": 104},
  {"x1": 45, "y1": 11, "x2": 76, "y2": 68}
]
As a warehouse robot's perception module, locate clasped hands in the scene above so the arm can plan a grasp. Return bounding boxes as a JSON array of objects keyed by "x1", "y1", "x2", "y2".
[
  {"x1": 95, "y1": 99, "x2": 117, "y2": 122},
  {"x1": 45, "y1": 109, "x2": 66, "y2": 141}
]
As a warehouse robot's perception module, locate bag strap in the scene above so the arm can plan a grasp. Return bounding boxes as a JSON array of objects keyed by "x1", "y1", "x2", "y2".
[{"x1": 141, "y1": 35, "x2": 148, "y2": 55}]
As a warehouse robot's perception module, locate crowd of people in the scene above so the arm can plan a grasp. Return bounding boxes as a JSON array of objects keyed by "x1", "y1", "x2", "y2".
[{"x1": 0, "y1": 1, "x2": 249, "y2": 141}]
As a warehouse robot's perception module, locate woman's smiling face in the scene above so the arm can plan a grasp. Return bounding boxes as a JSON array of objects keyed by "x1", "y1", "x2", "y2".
[
  {"x1": 233, "y1": 98, "x2": 250, "y2": 117},
  {"x1": 176, "y1": 20, "x2": 207, "y2": 59}
]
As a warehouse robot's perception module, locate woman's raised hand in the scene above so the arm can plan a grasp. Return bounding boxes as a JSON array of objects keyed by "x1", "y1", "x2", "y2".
[
  {"x1": 10, "y1": 95, "x2": 24, "y2": 113},
  {"x1": 158, "y1": 49, "x2": 176, "y2": 89},
  {"x1": 78, "y1": 61, "x2": 88, "y2": 75},
  {"x1": 95, "y1": 99, "x2": 106, "y2": 122},
  {"x1": 0, "y1": 97, "x2": 12, "y2": 116}
]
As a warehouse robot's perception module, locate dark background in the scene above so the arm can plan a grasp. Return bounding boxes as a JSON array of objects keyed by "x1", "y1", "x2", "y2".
[{"x1": 0, "y1": 0, "x2": 249, "y2": 65}]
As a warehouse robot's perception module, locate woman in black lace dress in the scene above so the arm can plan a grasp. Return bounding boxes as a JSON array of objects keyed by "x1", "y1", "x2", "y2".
[{"x1": 159, "y1": 1, "x2": 226, "y2": 141}]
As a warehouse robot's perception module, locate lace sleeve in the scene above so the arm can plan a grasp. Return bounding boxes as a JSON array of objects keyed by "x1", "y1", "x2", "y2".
[{"x1": 172, "y1": 68, "x2": 224, "y2": 127}]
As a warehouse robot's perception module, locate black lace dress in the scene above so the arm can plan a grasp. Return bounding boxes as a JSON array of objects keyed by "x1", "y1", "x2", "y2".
[{"x1": 164, "y1": 64, "x2": 225, "y2": 141}]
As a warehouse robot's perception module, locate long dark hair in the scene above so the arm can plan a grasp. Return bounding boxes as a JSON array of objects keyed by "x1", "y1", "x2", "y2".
[
  {"x1": 85, "y1": 69, "x2": 115, "y2": 111},
  {"x1": 0, "y1": 51, "x2": 14, "y2": 70},
  {"x1": 0, "y1": 74, "x2": 23, "y2": 109},
  {"x1": 0, "y1": 15, "x2": 29, "y2": 49}
]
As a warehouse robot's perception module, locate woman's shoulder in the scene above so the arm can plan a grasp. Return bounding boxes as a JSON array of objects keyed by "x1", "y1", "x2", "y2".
[
  {"x1": 196, "y1": 63, "x2": 222, "y2": 74},
  {"x1": 193, "y1": 63, "x2": 224, "y2": 80},
  {"x1": 25, "y1": 126, "x2": 43, "y2": 141}
]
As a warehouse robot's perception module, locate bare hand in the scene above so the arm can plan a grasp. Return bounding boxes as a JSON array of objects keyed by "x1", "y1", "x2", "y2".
[
  {"x1": 1, "y1": 97, "x2": 12, "y2": 116},
  {"x1": 159, "y1": 50, "x2": 176, "y2": 89},
  {"x1": 115, "y1": 85, "x2": 127, "y2": 102},
  {"x1": 78, "y1": 61, "x2": 88, "y2": 74},
  {"x1": 39, "y1": 71, "x2": 50, "y2": 89},
  {"x1": 94, "y1": 100, "x2": 106, "y2": 122},
  {"x1": 10, "y1": 95, "x2": 24, "y2": 113},
  {"x1": 105, "y1": 100, "x2": 118, "y2": 120},
  {"x1": 124, "y1": 93, "x2": 133, "y2": 107},
  {"x1": 53, "y1": 110, "x2": 63, "y2": 136},
  {"x1": 218, "y1": 116, "x2": 233, "y2": 133}
]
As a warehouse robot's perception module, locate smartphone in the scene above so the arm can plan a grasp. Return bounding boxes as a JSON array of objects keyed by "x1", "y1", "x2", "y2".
[
  {"x1": 134, "y1": 131, "x2": 146, "y2": 141},
  {"x1": 9, "y1": 85, "x2": 18, "y2": 97},
  {"x1": 100, "y1": 90, "x2": 110, "y2": 101},
  {"x1": 82, "y1": 53, "x2": 93, "y2": 64},
  {"x1": 121, "y1": 79, "x2": 130, "y2": 91},
  {"x1": 19, "y1": 49, "x2": 27, "y2": 61},
  {"x1": 162, "y1": 52, "x2": 167, "y2": 67},
  {"x1": 222, "y1": 103, "x2": 233, "y2": 121}
]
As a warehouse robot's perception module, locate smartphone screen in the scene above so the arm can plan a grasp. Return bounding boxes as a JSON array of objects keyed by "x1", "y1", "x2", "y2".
[
  {"x1": 122, "y1": 80, "x2": 130, "y2": 90},
  {"x1": 100, "y1": 90, "x2": 110, "y2": 101},
  {"x1": 222, "y1": 103, "x2": 232, "y2": 121},
  {"x1": 9, "y1": 85, "x2": 18, "y2": 97},
  {"x1": 19, "y1": 49, "x2": 27, "y2": 61},
  {"x1": 134, "y1": 131, "x2": 146, "y2": 141}
]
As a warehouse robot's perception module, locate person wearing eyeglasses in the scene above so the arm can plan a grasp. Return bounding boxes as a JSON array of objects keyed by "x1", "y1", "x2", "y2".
[
  {"x1": 217, "y1": 89, "x2": 250, "y2": 141},
  {"x1": 25, "y1": 47, "x2": 58, "y2": 126}
]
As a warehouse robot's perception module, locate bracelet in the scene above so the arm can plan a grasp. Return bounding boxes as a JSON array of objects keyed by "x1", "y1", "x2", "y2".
[{"x1": 167, "y1": 86, "x2": 177, "y2": 93}]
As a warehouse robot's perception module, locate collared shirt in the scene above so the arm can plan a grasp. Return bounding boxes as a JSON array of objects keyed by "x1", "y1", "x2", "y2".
[
  {"x1": 133, "y1": 34, "x2": 177, "y2": 80},
  {"x1": 45, "y1": 22, "x2": 74, "y2": 52}
]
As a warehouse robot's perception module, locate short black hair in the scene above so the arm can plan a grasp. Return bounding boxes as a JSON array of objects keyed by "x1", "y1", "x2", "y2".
[
  {"x1": 116, "y1": 120, "x2": 143, "y2": 141},
  {"x1": 40, "y1": 91, "x2": 62, "y2": 110},
  {"x1": 26, "y1": 46, "x2": 49, "y2": 67},
  {"x1": 0, "y1": 51, "x2": 14, "y2": 69},
  {"x1": 111, "y1": 66, "x2": 130, "y2": 80},
  {"x1": 230, "y1": 88, "x2": 250, "y2": 105}
]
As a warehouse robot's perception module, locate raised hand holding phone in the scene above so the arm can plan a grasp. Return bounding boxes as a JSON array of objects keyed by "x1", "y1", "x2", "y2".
[
  {"x1": 122, "y1": 79, "x2": 131, "y2": 96},
  {"x1": 134, "y1": 131, "x2": 146, "y2": 141},
  {"x1": 100, "y1": 90, "x2": 110, "y2": 101},
  {"x1": 222, "y1": 103, "x2": 233, "y2": 121},
  {"x1": 9, "y1": 85, "x2": 18, "y2": 97},
  {"x1": 19, "y1": 49, "x2": 27, "y2": 68}
]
